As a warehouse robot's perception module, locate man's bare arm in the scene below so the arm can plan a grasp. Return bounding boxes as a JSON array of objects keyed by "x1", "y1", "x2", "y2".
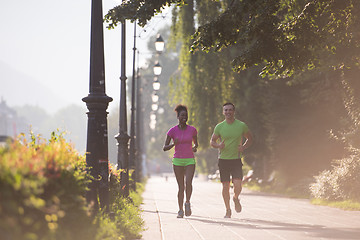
[
  {"x1": 210, "y1": 134, "x2": 225, "y2": 149},
  {"x1": 239, "y1": 131, "x2": 253, "y2": 152}
]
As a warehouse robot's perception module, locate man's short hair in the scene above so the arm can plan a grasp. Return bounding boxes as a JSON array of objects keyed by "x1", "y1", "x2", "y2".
[{"x1": 223, "y1": 102, "x2": 235, "y2": 110}]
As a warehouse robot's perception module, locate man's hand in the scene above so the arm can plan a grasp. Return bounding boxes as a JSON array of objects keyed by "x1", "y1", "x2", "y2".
[
  {"x1": 218, "y1": 140, "x2": 225, "y2": 149},
  {"x1": 238, "y1": 144, "x2": 246, "y2": 152},
  {"x1": 210, "y1": 134, "x2": 225, "y2": 149}
]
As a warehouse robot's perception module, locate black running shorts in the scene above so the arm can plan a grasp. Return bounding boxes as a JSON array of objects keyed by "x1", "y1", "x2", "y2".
[{"x1": 218, "y1": 159, "x2": 243, "y2": 182}]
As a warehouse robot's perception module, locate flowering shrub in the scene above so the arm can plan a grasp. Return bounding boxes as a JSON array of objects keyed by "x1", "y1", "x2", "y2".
[
  {"x1": 0, "y1": 132, "x2": 145, "y2": 240},
  {"x1": 310, "y1": 146, "x2": 360, "y2": 201},
  {"x1": 0, "y1": 132, "x2": 94, "y2": 240},
  {"x1": 105, "y1": 164, "x2": 145, "y2": 240},
  {"x1": 109, "y1": 162, "x2": 122, "y2": 201}
]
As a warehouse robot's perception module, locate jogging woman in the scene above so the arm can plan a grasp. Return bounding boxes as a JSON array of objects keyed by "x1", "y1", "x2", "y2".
[{"x1": 163, "y1": 104, "x2": 198, "y2": 218}]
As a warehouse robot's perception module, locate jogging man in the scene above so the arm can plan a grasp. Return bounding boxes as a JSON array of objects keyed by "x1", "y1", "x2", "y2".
[{"x1": 210, "y1": 102, "x2": 253, "y2": 218}]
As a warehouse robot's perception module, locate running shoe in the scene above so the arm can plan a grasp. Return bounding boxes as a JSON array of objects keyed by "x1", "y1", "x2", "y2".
[
  {"x1": 185, "y1": 202, "x2": 192, "y2": 216},
  {"x1": 224, "y1": 209, "x2": 231, "y2": 218},
  {"x1": 233, "y1": 197, "x2": 242, "y2": 213},
  {"x1": 177, "y1": 209, "x2": 184, "y2": 218}
]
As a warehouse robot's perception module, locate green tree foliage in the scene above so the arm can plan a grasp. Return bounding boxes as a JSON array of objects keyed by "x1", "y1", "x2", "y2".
[
  {"x1": 105, "y1": 0, "x2": 185, "y2": 28},
  {"x1": 107, "y1": 0, "x2": 360, "y2": 198},
  {"x1": 106, "y1": 0, "x2": 360, "y2": 76}
]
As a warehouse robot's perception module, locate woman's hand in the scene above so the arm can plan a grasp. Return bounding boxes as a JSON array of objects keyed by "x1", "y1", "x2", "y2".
[
  {"x1": 192, "y1": 146, "x2": 197, "y2": 152},
  {"x1": 163, "y1": 135, "x2": 175, "y2": 151}
]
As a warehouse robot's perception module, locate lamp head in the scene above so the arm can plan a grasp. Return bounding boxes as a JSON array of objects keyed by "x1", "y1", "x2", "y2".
[
  {"x1": 153, "y1": 77, "x2": 161, "y2": 91},
  {"x1": 153, "y1": 61, "x2": 162, "y2": 76},
  {"x1": 155, "y1": 34, "x2": 165, "y2": 53}
]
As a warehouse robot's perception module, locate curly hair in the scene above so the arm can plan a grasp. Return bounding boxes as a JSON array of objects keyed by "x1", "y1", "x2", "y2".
[{"x1": 174, "y1": 104, "x2": 188, "y2": 116}]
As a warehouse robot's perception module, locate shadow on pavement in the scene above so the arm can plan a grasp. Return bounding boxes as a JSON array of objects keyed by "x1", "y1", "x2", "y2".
[
  {"x1": 241, "y1": 190, "x2": 301, "y2": 199},
  {"x1": 142, "y1": 208, "x2": 360, "y2": 240},
  {"x1": 143, "y1": 209, "x2": 178, "y2": 216},
  {"x1": 186, "y1": 216, "x2": 360, "y2": 239}
]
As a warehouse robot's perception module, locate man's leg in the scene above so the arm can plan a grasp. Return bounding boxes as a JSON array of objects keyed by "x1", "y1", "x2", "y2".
[
  {"x1": 232, "y1": 178, "x2": 242, "y2": 213},
  {"x1": 233, "y1": 178, "x2": 242, "y2": 199},
  {"x1": 222, "y1": 181, "x2": 231, "y2": 210},
  {"x1": 219, "y1": 159, "x2": 232, "y2": 217}
]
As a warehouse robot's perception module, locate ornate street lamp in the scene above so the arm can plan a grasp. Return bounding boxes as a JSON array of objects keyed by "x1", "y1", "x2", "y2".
[
  {"x1": 151, "y1": 103, "x2": 159, "y2": 111},
  {"x1": 150, "y1": 112, "x2": 157, "y2": 121},
  {"x1": 82, "y1": 0, "x2": 113, "y2": 210},
  {"x1": 155, "y1": 34, "x2": 165, "y2": 53},
  {"x1": 129, "y1": 21, "x2": 137, "y2": 188},
  {"x1": 151, "y1": 92, "x2": 159, "y2": 103},
  {"x1": 153, "y1": 35, "x2": 163, "y2": 93},
  {"x1": 115, "y1": 12, "x2": 130, "y2": 197},
  {"x1": 153, "y1": 61, "x2": 162, "y2": 76},
  {"x1": 153, "y1": 77, "x2": 161, "y2": 91},
  {"x1": 153, "y1": 62, "x2": 162, "y2": 92},
  {"x1": 135, "y1": 63, "x2": 143, "y2": 182}
]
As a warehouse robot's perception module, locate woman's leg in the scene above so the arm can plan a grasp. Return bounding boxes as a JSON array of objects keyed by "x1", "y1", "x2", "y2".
[
  {"x1": 184, "y1": 164, "x2": 196, "y2": 202},
  {"x1": 173, "y1": 165, "x2": 185, "y2": 210}
]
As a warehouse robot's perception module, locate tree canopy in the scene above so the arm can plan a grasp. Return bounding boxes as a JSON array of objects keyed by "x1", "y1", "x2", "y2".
[
  {"x1": 105, "y1": 0, "x2": 360, "y2": 77},
  {"x1": 106, "y1": 0, "x2": 360, "y2": 197}
]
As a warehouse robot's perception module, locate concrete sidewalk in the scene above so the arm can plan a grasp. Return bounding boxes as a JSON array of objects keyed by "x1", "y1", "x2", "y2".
[{"x1": 140, "y1": 175, "x2": 360, "y2": 240}]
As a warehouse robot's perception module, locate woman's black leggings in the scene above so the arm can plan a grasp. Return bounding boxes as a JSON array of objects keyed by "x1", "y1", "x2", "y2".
[{"x1": 173, "y1": 164, "x2": 196, "y2": 210}]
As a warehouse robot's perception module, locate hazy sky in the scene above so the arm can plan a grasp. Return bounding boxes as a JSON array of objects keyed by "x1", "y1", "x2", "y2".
[{"x1": 0, "y1": 0, "x2": 171, "y2": 114}]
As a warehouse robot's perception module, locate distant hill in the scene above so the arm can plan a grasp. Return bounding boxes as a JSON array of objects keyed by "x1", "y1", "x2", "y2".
[{"x1": 0, "y1": 61, "x2": 68, "y2": 114}]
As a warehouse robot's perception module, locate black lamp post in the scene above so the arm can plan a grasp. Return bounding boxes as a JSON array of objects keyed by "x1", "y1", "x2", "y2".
[
  {"x1": 153, "y1": 33, "x2": 164, "y2": 92},
  {"x1": 149, "y1": 35, "x2": 164, "y2": 133},
  {"x1": 82, "y1": 0, "x2": 113, "y2": 210},
  {"x1": 135, "y1": 58, "x2": 142, "y2": 182},
  {"x1": 115, "y1": 14, "x2": 130, "y2": 197},
  {"x1": 117, "y1": 31, "x2": 165, "y2": 196},
  {"x1": 130, "y1": 33, "x2": 165, "y2": 185},
  {"x1": 129, "y1": 21, "x2": 137, "y2": 188}
]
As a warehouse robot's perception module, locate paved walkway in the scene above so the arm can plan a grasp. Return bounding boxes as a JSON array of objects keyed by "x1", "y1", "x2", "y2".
[{"x1": 140, "y1": 175, "x2": 360, "y2": 240}]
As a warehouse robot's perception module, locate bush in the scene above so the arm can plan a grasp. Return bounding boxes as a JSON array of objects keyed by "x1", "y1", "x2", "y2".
[
  {"x1": 310, "y1": 146, "x2": 360, "y2": 201},
  {"x1": 0, "y1": 132, "x2": 93, "y2": 240},
  {"x1": 0, "y1": 132, "x2": 144, "y2": 240},
  {"x1": 105, "y1": 167, "x2": 145, "y2": 240}
]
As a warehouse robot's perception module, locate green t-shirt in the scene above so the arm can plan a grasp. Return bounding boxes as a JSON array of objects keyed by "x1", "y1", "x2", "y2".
[{"x1": 213, "y1": 119, "x2": 249, "y2": 159}]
